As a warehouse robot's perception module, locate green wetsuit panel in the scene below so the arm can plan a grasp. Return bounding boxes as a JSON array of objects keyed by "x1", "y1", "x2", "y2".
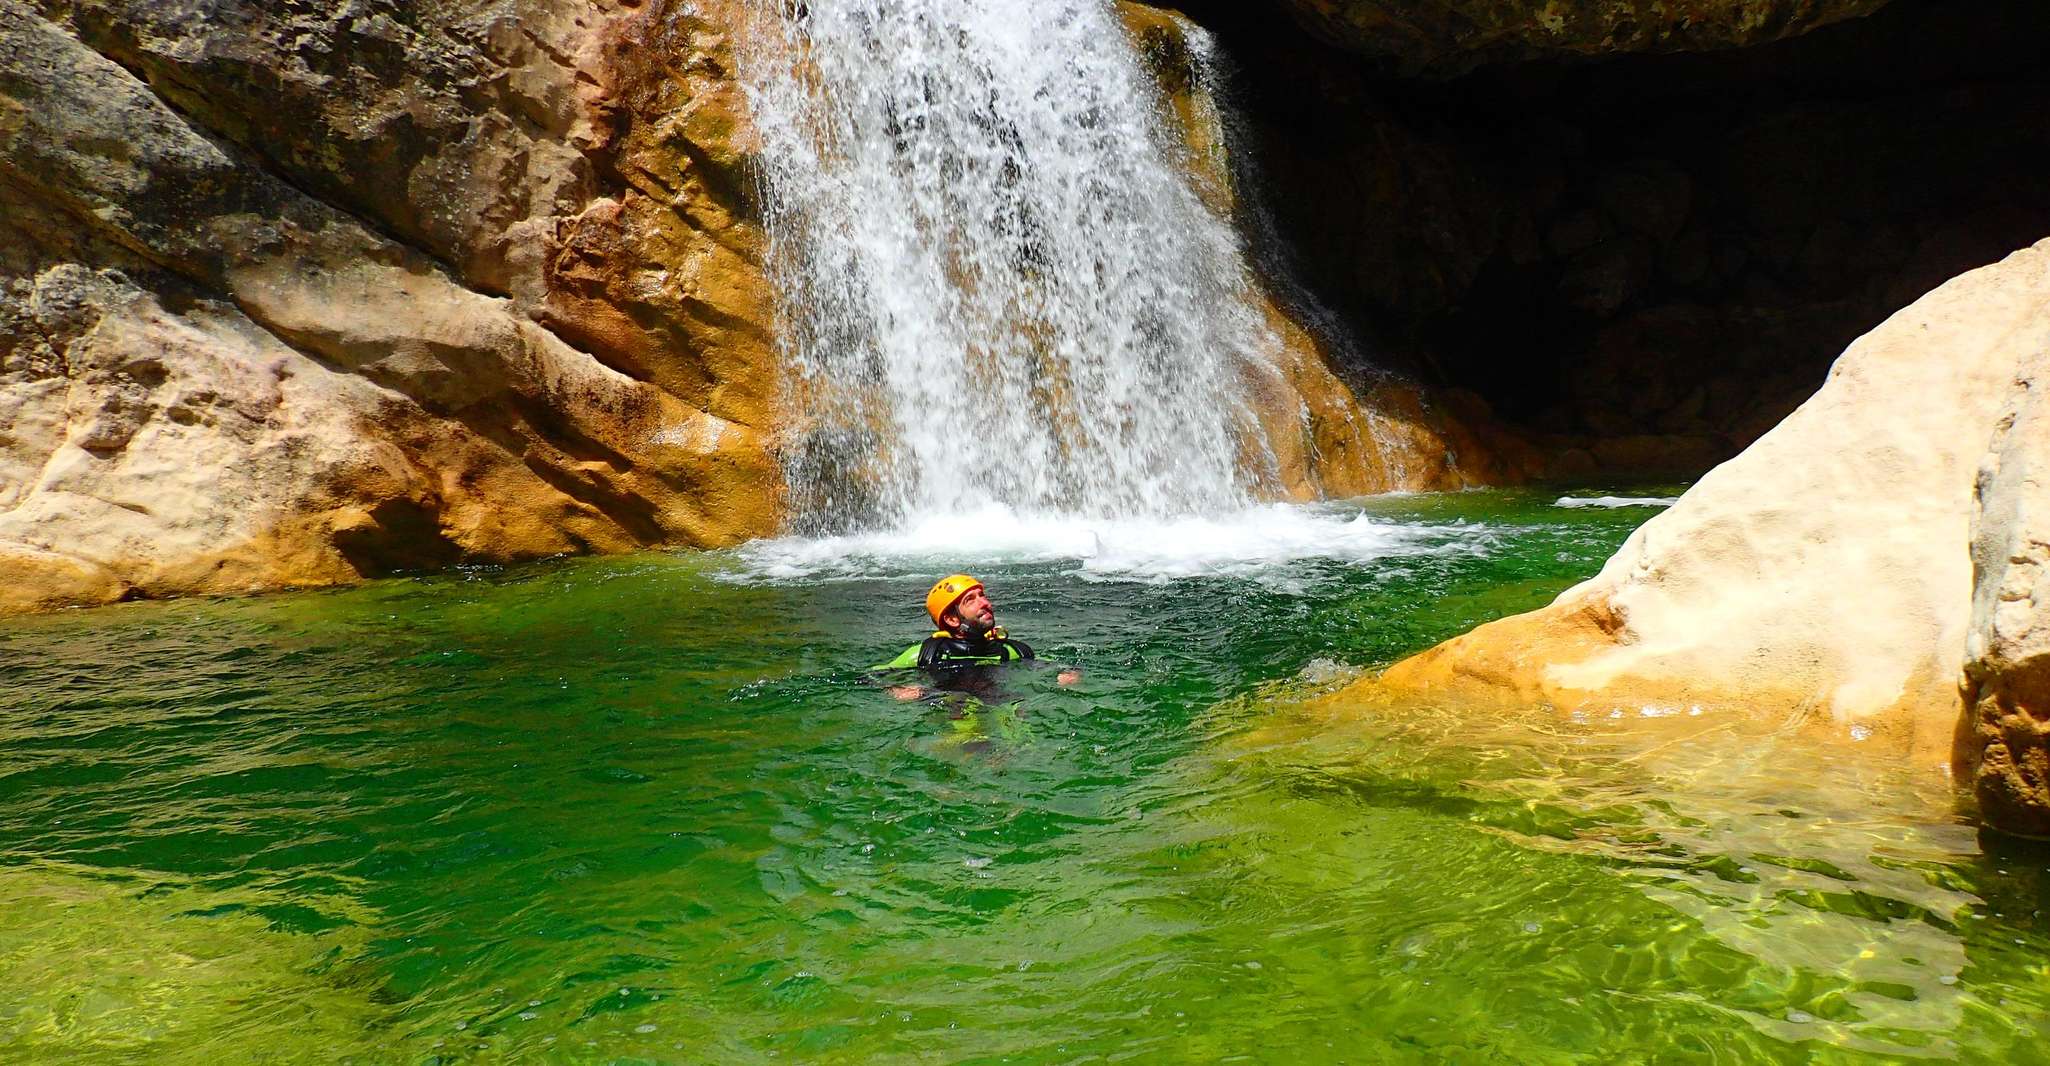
[
  {"x1": 872, "y1": 636, "x2": 1035, "y2": 672},
  {"x1": 873, "y1": 643, "x2": 925, "y2": 671}
]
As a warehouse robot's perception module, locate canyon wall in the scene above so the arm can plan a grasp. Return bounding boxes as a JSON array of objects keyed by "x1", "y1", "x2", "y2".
[
  {"x1": 0, "y1": 0, "x2": 783, "y2": 611},
  {"x1": 1961, "y1": 347, "x2": 2050, "y2": 835},
  {"x1": 1119, "y1": 3, "x2": 1538, "y2": 501},
  {"x1": 0, "y1": 0, "x2": 1524, "y2": 613}
]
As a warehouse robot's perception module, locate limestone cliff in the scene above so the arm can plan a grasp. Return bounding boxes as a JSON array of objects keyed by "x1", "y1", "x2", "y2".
[
  {"x1": 1347, "y1": 237, "x2": 2050, "y2": 832},
  {"x1": 0, "y1": 0, "x2": 1536, "y2": 613},
  {"x1": 0, "y1": 0, "x2": 780, "y2": 611}
]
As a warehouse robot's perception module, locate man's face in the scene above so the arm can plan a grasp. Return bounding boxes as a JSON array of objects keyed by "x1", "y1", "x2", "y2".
[{"x1": 948, "y1": 586, "x2": 996, "y2": 635}]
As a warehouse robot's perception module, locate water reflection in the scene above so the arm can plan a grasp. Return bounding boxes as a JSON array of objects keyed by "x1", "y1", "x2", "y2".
[
  {"x1": 5, "y1": 493, "x2": 2049, "y2": 1062},
  {"x1": 1237, "y1": 686, "x2": 2050, "y2": 1062}
]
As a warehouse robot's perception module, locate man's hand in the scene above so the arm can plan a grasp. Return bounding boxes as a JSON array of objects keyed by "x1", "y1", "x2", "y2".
[
  {"x1": 888, "y1": 684, "x2": 925, "y2": 701},
  {"x1": 1057, "y1": 670, "x2": 1080, "y2": 686}
]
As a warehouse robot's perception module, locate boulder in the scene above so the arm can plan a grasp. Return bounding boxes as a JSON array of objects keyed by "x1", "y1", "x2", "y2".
[{"x1": 1351, "y1": 238, "x2": 2050, "y2": 783}]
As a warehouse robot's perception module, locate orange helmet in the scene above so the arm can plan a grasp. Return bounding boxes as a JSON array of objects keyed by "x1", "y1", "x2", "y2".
[{"x1": 925, "y1": 574, "x2": 983, "y2": 627}]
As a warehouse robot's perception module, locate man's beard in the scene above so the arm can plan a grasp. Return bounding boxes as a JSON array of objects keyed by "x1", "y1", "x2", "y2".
[{"x1": 960, "y1": 615, "x2": 996, "y2": 638}]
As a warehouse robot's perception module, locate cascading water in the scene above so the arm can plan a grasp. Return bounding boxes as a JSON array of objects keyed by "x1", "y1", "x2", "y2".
[{"x1": 739, "y1": 0, "x2": 1286, "y2": 534}]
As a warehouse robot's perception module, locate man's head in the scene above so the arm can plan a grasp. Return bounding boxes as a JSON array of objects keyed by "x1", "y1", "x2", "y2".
[{"x1": 926, "y1": 574, "x2": 997, "y2": 637}]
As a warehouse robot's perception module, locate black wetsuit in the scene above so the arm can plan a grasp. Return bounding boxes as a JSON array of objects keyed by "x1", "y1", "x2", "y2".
[
  {"x1": 873, "y1": 633, "x2": 1039, "y2": 703},
  {"x1": 913, "y1": 634, "x2": 1035, "y2": 670}
]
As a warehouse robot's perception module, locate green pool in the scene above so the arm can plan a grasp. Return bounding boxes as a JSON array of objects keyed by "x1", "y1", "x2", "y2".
[{"x1": 3, "y1": 490, "x2": 2046, "y2": 1064}]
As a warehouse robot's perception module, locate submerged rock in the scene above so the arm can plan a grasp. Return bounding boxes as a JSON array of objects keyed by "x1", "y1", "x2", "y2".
[
  {"x1": 0, "y1": 865, "x2": 383, "y2": 1059},
  {"x1": 1350, "y1": 237, "x2": 2050, "y2": 832}
]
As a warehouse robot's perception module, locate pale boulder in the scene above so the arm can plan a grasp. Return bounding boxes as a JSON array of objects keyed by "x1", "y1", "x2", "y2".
[{"x1": 1358, "y1": 237, "x2": 2050, "y2": 767}]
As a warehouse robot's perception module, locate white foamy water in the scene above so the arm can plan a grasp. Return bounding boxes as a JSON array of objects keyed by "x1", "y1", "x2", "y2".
[
  {"x1": 1554, "y1": 496, "x2": 1680, "y2": 509},
  {"x1": 721, "y1": 503, "x2": 1490, "y2": 586},
  {"x1": 738, "y1": 0, "x2": 1291, "y2": 532}
]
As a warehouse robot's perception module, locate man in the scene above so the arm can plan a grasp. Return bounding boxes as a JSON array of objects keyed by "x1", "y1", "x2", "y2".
[{"x1": 875, "y1": 574, "x2": 1079, "y2": 700}]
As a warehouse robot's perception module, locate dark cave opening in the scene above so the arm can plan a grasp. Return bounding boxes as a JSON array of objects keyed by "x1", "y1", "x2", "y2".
[{"x1": 1178, "y1": 0, "x2": 2050, "y2": 473}]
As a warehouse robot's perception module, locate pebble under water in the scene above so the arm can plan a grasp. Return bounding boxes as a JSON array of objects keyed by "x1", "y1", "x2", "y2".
[{"x1": 4, "y1": 489, "x2": 2049, "y2": 1064}]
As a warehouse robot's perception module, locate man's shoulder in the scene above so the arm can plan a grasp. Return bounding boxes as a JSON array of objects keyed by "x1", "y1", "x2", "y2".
[{"x1": 871, "y1": 641, "x2": 930, "y2": 671}]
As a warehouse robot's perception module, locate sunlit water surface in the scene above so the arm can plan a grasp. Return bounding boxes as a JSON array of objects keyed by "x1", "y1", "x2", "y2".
[{"x1": 4, "y1": 490, "x2": 2049, "y2": 1064}]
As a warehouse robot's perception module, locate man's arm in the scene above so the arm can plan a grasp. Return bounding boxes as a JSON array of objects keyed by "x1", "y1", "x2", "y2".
[
  {"x1": 1004, "y1": 638, "x2": 1079, "y2": 686},
  {"x1": 871, "y1": 641, "x2": 931, "y2": 701}
]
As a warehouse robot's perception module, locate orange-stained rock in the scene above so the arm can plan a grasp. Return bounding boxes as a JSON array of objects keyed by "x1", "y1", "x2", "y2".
[
  {"x1": 1342, "y1": 238, "x2": 2050, "y2": 785},
  {"x1": 0, "y1": 0, "x2": 782, "y2": 612},
  {"x1": 538, "y1": 0, "x2": 781, "y2": 432},
  {"x1": 0, "y1": 0, "x2": 1562, "y2": 618}
]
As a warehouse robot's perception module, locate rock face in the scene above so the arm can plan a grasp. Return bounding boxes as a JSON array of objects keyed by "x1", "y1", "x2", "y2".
[
  {"x1": 1121, "y1": 3, "x2": 1540, "y2": 498},
  {"x1": 0, "y1": 0, "x2": 781, "y2": 611},
  {"x1": 1193, "y1": 0, "x2": 2050, "y2": 477},
  {"x1": 0, "y1": 0, "x2": 1538, "y2": 613},
  {"x1": 1356, "y1": 239, "x2": 2050, "y2": 782},
  {"x1": 1961, "y1": 359, "x2": 2050, "y2": 835},
  {"x1": 1269, "y1": 0, "x2": 1887, "y2": 75}
]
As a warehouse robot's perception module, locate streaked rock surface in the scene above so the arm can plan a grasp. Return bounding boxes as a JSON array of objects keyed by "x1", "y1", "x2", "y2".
[
  {"x1": 1961, "y1": 352, "x2": 2050, "y2": 835},
  {"x1": 0, "y1": 0, "x2": 780, "y2": 611}
]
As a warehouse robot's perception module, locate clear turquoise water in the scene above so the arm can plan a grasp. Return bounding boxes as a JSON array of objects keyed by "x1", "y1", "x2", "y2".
[{"x1": 3, "y1": 489, "x2": 2048, "y2": 1064}]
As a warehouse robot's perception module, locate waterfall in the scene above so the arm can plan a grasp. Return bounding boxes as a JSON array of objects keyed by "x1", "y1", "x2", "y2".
[{"x1": 738, "y1": 0, "x2": 1291, "y2": 534}]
